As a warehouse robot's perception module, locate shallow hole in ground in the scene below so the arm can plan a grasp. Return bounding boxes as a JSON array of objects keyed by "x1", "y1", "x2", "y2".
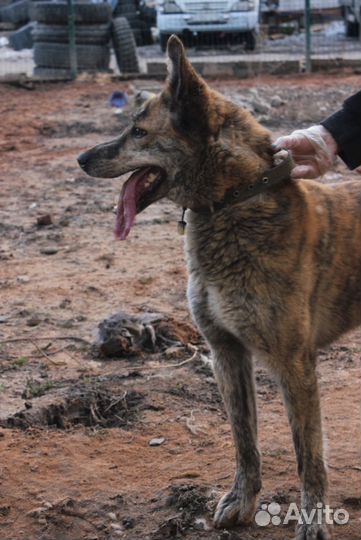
[{"x1": 1, "y1": 376, "x2": 144, "y2": 430}]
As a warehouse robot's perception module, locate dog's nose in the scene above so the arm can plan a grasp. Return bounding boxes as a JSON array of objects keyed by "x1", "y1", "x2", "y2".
[{"x1": 77, "y1": 151, "x2": 89, "y2": 169}]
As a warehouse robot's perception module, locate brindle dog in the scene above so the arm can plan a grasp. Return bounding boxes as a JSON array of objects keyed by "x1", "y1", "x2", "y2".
[{"x1": 78, "y1": 36, "x2": 361, "y2": 540}]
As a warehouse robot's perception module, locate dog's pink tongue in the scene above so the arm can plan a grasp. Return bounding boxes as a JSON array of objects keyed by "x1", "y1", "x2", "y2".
[{"x1": 115, "y1": 169, "x2": 148, "y2": 240}]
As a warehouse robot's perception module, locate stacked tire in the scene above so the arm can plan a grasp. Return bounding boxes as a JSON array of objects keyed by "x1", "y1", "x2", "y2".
[
  {"x1": 114, "y1": 0, "x2": 151, "y2": 46},
  {"x1": 30, "y1": 1, "x2": 139, "y2": 79}
]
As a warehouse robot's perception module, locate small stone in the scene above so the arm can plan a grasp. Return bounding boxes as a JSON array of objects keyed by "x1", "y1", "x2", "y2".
[
  {"x1": 110, "y1": 522, "x2": 122, "y2": 530},
  {"x1": 38, "y1": 516, "x2": 47, "y2": 525},
  {"x1": 251, "y1": 99, "x2": 270, "y2": 115},
  {"x1": 59, "y1": 298, "x2": 71, "y2": 309},
  {"x1": 26, "y1": 316, "x2": 41, "y2": 327},
  {"x1": 0, "y1": 316, "x2": 7, "y2": 323},
  {"x1": 270, "y1": 95, "x2": 285, "y2": 108},
  {"x1": 43, "y1": 502, "x2": 53, "y2": 509},
  {"x1": 122, "y1": 517, "x2": 134, "y2": 529},
  {"x1": 37, "y1": 214, "x2": 52, "y2": 227},
  {"x1": 17, "y1": 275, "x2": 30, "y2": 283},
  {"x1": 40, "y1": 247, "x2": 58, "y2": 255},
  {"x1": 149, "y1": 437, "x2": 165, "y2": 447},
  {"x1": 0, "y1": 505, "x2": 10, "y2": 516},
  {"x1": 107, "y1": 512, "x2": 117, "y2": 520},
  {"x1": 26, "y1": 506, "x2": 45, "y2": 517}
]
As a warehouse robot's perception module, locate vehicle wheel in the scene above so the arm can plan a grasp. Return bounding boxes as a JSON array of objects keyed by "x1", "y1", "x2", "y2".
[
  {"x1": 124, "y1": 13, "x2": 141, "y2": 26},
  {"x1": 0, "y1": 0, "x2": 29, "y2": 25},
  {"x1": 111, "y1": 16, "x2": 139, "y2": 73},
  {"x1": 244, "y1": 30, "x2": 257, "y2": 51},
  {"x1": 139, "y1": 1, "x2": 156, "y2": 26},
  {"x1": 33, "y1": 23, "x2": 111, "y2": 44},
  {"x1": 346, "y1": 20, "x2": 359, "y2": 37},
  {"x1": 9, "y1": 21, "x2": 34, "y2": 50},
  {"x1": 30, "y1": 2, "x2": 112, "y2": 25},
  {"x1": 34, "y1": 42, "x2": 110, "y2": 70},
  {"x1": 159, "y1": 32, "x2": 169, "y2": 52},
  {"x1": 130, "y1": 19, "x2": 152, "y2": 45},
  {"x1": 113, "y1": 0, "x2": 137, "y2": 17}
]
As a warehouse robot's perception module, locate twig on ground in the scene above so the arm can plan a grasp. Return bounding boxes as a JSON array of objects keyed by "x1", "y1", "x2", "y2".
[
  {"x1": 30, "y1": 339, "x2": 64, "y2": 366},
  {"x1": 0, "y1": 336, "x2": 90, "y2": 345}
]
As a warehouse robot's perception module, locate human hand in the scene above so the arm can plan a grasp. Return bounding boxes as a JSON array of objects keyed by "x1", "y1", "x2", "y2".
[{"x1": 273, "y1": 125, "x2": 338, "y2": 179}]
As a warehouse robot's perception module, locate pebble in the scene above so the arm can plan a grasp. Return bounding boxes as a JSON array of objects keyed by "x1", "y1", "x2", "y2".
[
  {"x1": 250, "y1": 98, "x2": 270, "y2": 115},
  {"x1": 122, "y1": 517, "x2": 134, "y2": 529},
  {"x1": 0, "y1": 316, "x2": 7, "y2": 323},
  {"x1": 17, "y1": 275, "x2": 30, "y2": 283},
  {"x1": 40, "y1": 247, "x2": 58, "y2": 255},
  {"x1": 270, "y1": 95, "x2": 285, "y2": 108},
  {"x1": 26, "y1": 506, "x2": 45, "y2": 517},
  {"x1": 37, "y1": 214, "x2": 52, "y2": 226},
  {"x1": 149, "y1": 437, "x2": 165, "y2": 447},
  {"x1": 107, "y1": 512, "x2": 117, "y2": 521},
  {"x1": 26, "y1": 316, "x2": 41, "y2": 327},
  {"x1": 110, "y1": 522, "x2": 122, "y2": 530}
]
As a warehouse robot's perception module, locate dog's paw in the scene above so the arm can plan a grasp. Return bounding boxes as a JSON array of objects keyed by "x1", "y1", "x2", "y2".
[
  {"x1": 294, "y1": 522, "x2": 331, "y2": 540},
  {"x1": 213, "y1": 489, "x2": 257, "y2": 529}
]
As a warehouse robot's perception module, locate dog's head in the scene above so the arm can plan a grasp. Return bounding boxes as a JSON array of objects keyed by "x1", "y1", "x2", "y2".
[{"x1": 78, "y1": 36, "x2": 273, "y2": 240}]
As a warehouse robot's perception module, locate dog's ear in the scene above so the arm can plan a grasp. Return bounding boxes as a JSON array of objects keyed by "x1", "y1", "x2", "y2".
[{"x1": 165, "y1": 35, "x2": 211, "y2": 137}]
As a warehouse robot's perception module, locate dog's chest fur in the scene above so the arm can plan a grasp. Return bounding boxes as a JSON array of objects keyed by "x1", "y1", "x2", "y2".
[{"x1": 184, "y1": 203, "x2": 298, "y2": 355}]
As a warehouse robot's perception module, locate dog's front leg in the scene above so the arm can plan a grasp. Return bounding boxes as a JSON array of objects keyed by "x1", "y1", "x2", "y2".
[
  {"x1": 211, "y1": 338, "x2": 261, "y2": 529},
  {"x1": 278, "y1": 353, "x2": 329, "y2": 540},
  {"x1": 188, "y1": 278, "x2": 261, "y2": 528}
]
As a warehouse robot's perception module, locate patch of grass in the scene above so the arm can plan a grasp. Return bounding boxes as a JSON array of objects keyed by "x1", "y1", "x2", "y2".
[
  {"x1": 22, "y1": 379, "x2": 55, "y2": 399},
  {"x1": 13, "y1": 357, "x2": 28, "y2": 369}
]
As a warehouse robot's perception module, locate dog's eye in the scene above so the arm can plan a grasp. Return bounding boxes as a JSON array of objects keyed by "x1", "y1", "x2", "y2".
[{"x1": 131, "y1": 127, "x2": 147, "y2": 138}]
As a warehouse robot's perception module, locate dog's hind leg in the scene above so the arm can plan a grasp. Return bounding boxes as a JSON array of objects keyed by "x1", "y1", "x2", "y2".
[
  {"x1": 277, "y1": 351, "x2": 329, "y2": 540},
  {"x1": 211, "y1": 336, "x2": 261, "y2": 528}
]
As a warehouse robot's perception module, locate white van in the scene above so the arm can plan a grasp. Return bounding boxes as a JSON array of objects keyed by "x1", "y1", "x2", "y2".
[{"x1": 157, "y1": 0, "x2": 260, "y2": 51}]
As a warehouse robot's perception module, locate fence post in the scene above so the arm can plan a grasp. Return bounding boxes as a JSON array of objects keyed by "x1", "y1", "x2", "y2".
[
  {"x1": 67, "y1": 0, "x2": 77, "y2": 79},
  {"x1": 305, "y1": 0, "x2": 312, "y2": 73}
]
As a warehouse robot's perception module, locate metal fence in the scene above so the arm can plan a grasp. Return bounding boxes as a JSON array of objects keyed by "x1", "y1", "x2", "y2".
[{"x1": 0, "y1": 0, "x2": 360, "y2": 80}]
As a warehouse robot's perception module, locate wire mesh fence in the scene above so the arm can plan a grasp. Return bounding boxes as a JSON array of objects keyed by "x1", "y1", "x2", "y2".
[{"x1": 0, "y1": 0, "x2": 360, "y2": 80}]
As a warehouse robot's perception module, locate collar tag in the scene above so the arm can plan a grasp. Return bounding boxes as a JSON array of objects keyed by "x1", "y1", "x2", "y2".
[
  {"x1": 177, "y1": 207, "x2": 187, "y2": 235},
  {"x1": 177, "y1": 220, "x2": 186, "y2": 235}
]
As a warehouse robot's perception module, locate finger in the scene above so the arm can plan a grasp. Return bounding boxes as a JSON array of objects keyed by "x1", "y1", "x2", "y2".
[
  {"x1": 272, "y1": 137, "x2": 292, "y2": 150},
  {"x1": 273, "y1": 136, "x2": 296, "y2": 151},
  {"x1": 291, "y1": 165, "x2": 318, "y2": 180}
]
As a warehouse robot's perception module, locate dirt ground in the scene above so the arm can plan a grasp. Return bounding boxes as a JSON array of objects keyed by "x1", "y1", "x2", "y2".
[{"x1": 0, "y1": 72, "x2": 360, "y2": 540}]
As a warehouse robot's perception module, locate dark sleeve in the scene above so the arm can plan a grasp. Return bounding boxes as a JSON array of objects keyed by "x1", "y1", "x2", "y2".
[{"x1": 321, "y1": 90, "x2": 361, "y2": 169}]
